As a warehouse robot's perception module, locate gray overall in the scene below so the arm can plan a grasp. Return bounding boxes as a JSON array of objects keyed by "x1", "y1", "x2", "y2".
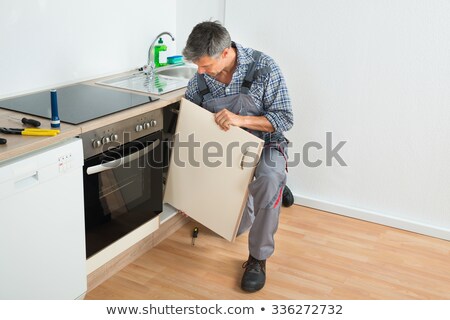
[{"x1": 193, "y1": 51, "x2": 288, "y2": 260}]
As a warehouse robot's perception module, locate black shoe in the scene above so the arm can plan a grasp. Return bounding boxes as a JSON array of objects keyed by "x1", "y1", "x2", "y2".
[
  {"x1": 241, "y1": 255, "x2": 266, "y2": 292},
  {"x1": 282, "y1": 185, "x2": 294, "y2": 207}
]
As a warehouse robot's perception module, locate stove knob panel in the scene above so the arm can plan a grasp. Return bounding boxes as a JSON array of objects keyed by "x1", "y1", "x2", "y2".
[
  {"x1": 101, "y1": 136, "x2": 111, "y2": 145},
  {"x1": 135, "y1": 124, "x2": 143, "y2": 132},
  {"x1": 92, "y1": 139, "x2": 102, "y2": 148},
  {"x1": 143, "y1": 122, "x2": 150, "y2": 130},
  {"x1": 110, "y1": 134, "x2": 119, "y2": 142}
]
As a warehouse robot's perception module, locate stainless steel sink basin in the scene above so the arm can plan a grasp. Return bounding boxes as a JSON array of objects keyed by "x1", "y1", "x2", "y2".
[
  {"x1": 155, "y1": 65, "x2": 197, "y2": 79},
  {"x1": 96, "y1": 64, "x2": 197, "y2": 95}
]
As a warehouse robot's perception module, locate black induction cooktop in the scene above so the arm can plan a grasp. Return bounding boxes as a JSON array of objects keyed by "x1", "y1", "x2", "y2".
[{"x1": 0, "y1": 84, "x2": 158, "y2": 125}]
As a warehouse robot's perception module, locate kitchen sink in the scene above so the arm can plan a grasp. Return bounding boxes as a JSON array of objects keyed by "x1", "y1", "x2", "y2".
[
  {"x1": 156, "y1": 65, "x2": 197, "y2": 79},
  {"x1": 96, "y1": 64, "x2": 197, "y2": 95}
]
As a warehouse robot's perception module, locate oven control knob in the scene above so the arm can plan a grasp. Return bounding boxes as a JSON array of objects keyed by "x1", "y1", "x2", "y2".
[
  {"x1": 92, "y1": 139, "x2": 102, "y2": 148},
  {"x1": 150, "y1": 120, "x2": 157, "y2": 127},
  {"x1": 135, "y1": 124, "x2": 143, "y2": 132},
  {"x1": 101, "y1": 136, "x2": 111, "y2": 145},
  {"x1": 110, "y1": 134, "x2": 119, "y2": 142},
  {"x1": 143, "y1": 122, "x2": 151, "y2": 130}
]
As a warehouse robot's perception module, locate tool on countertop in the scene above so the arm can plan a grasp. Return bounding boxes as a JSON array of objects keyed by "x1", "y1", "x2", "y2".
[
  {"x1": 0, "y1": 138, "x2": 6, "y2": 145},
  {"x1": 191, "y1": 226, "x2": 199, "y2": 246},
  {"x1": 50, "y1": 89, "x2": 60, "y2": 128},
  {"x1": 8, "y1": 116, "x2": 41, "y2": 127},
  {"x1": 0, "y1": 127, "x2": 60, "y2": 136}
]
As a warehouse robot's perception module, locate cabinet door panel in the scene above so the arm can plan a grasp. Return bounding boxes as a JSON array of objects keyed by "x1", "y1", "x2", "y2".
[{"x1": 164, "y1": 98, "x2": 263, "y2": 241}]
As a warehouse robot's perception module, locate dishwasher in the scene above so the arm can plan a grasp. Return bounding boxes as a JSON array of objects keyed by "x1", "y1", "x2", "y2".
[{"x1": 0, "y1": 138, "x2": 86, "y2": 299}]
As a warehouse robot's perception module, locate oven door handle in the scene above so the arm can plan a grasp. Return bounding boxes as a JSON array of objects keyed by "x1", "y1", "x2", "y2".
[{"x1": 86, "y1": 139, "x2": 160, "y2": 175}]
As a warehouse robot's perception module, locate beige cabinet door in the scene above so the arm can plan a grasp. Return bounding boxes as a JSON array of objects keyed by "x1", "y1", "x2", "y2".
[{"x1": 164, "y1": 98, "x2": 263, "y2": 241}]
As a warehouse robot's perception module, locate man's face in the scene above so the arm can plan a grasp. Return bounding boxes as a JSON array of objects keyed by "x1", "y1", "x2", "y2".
[{"x1": 194, "y1": 51, "x2": 226, "y2": 77}]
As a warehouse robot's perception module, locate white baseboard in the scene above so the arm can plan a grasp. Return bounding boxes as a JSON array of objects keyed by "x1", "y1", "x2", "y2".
[{"x1": 294, "y1": 194, "x2": 450, "y2": 241}]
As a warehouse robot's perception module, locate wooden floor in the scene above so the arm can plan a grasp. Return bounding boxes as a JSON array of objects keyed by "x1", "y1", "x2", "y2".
[{"x1": 85, "y1": 205, "x2": 450, "y2": 300}]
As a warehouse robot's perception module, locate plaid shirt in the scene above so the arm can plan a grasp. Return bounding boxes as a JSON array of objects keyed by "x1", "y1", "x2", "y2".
[{"x1": 185, "y1": 42, "x2": 293, "y2": 141}]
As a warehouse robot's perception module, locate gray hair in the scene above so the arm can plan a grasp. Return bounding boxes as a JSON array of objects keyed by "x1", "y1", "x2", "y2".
[{"x1": 182, "y1": 21, "x2": 232, "y2": 62}]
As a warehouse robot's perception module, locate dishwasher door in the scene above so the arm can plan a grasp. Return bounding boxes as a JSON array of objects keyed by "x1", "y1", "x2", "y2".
[{"x1": 0, "y1": 138, "x2": 86, "y2": 299}]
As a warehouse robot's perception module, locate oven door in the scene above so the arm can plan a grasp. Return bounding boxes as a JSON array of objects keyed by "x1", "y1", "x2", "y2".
[{"x1": 83, "y1": 130, "x2": 163, "y2": 258}]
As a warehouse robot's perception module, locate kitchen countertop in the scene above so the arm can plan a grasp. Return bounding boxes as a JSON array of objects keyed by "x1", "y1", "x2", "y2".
[
  {"x1": 0, "y1": 70, "x2": 186, "y2": 163},
  {"x1": 0, "y1": 109, "x2": 82, "y2": 163}
]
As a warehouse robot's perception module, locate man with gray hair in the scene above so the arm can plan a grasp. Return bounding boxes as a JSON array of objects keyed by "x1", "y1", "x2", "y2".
[{"x1": 183, "y1": 21, "x2": 293, "y2": 292}]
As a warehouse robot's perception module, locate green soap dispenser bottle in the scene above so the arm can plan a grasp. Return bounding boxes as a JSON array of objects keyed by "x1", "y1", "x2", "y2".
[{"x1": 154, "y1": 38, "x2": 168, "y2": 68}]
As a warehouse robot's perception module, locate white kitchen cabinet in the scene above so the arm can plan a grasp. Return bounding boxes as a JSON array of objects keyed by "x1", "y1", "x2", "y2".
[
  {"x1": 0, "y1": 138, "x2": 86, "y2": 299},
  {"x1": 164, "y1": 98, "x2": 263, "y2": 241}
]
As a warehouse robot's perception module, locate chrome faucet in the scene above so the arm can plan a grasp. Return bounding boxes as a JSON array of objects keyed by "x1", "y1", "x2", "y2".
[{"x1": 146, "y1": 31, "x2": 175, "y2": 74}]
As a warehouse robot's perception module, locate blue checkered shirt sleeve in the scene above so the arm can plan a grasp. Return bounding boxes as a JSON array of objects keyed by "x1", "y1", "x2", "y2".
[{"x1": 261, "y1": 60, "x2": 293, "y2": 133}]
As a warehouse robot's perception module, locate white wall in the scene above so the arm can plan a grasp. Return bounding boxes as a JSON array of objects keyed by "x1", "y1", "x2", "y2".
[
  {"x1": 225, "y1": 0, "x2": 450, "y2": 239},
  {"x1": 176, "y1": 0, "x2": 225, "y2": 53},
  {"x1": 0, "y1": 0, "x2": 176, "y2": 99}
]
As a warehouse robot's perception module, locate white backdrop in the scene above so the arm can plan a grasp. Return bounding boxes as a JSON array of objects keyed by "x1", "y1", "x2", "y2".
[
  {"x1": 223, "y1": 0, "x2": 450, "y2": 239},
  {"x1": 0, "y1": 0, "x2": 177, "y2": 98},
  {"x1": 176, "y1": 0, "x2": 225, "y2": 53}
]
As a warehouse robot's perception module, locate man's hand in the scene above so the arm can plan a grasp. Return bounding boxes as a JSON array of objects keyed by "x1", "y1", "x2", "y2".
[{"x1": 214, "y1": 109, "x2": 242, "y2": 131}]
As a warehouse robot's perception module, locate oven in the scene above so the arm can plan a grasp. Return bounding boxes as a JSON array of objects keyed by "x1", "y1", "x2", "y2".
[{"x1": 81, "y1": 108, "x2": 164, "y2": 258}]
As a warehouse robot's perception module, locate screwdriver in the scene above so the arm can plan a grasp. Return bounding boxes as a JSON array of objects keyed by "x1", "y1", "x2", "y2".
[
  {"x1": 8, "y1": 116, "x2": 41, "y2": 127},
  {"x1": 192, "y1": 227, "x2": 199, "y2": 246}
]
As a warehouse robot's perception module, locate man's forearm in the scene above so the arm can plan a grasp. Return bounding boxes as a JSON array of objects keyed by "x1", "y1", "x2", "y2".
[
  {"x1": 240, "y1": 115, "x2": 274, "y2": 133},
  {"x1": 215, "y1": 109, "x2": 275, "y2": 132}
]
